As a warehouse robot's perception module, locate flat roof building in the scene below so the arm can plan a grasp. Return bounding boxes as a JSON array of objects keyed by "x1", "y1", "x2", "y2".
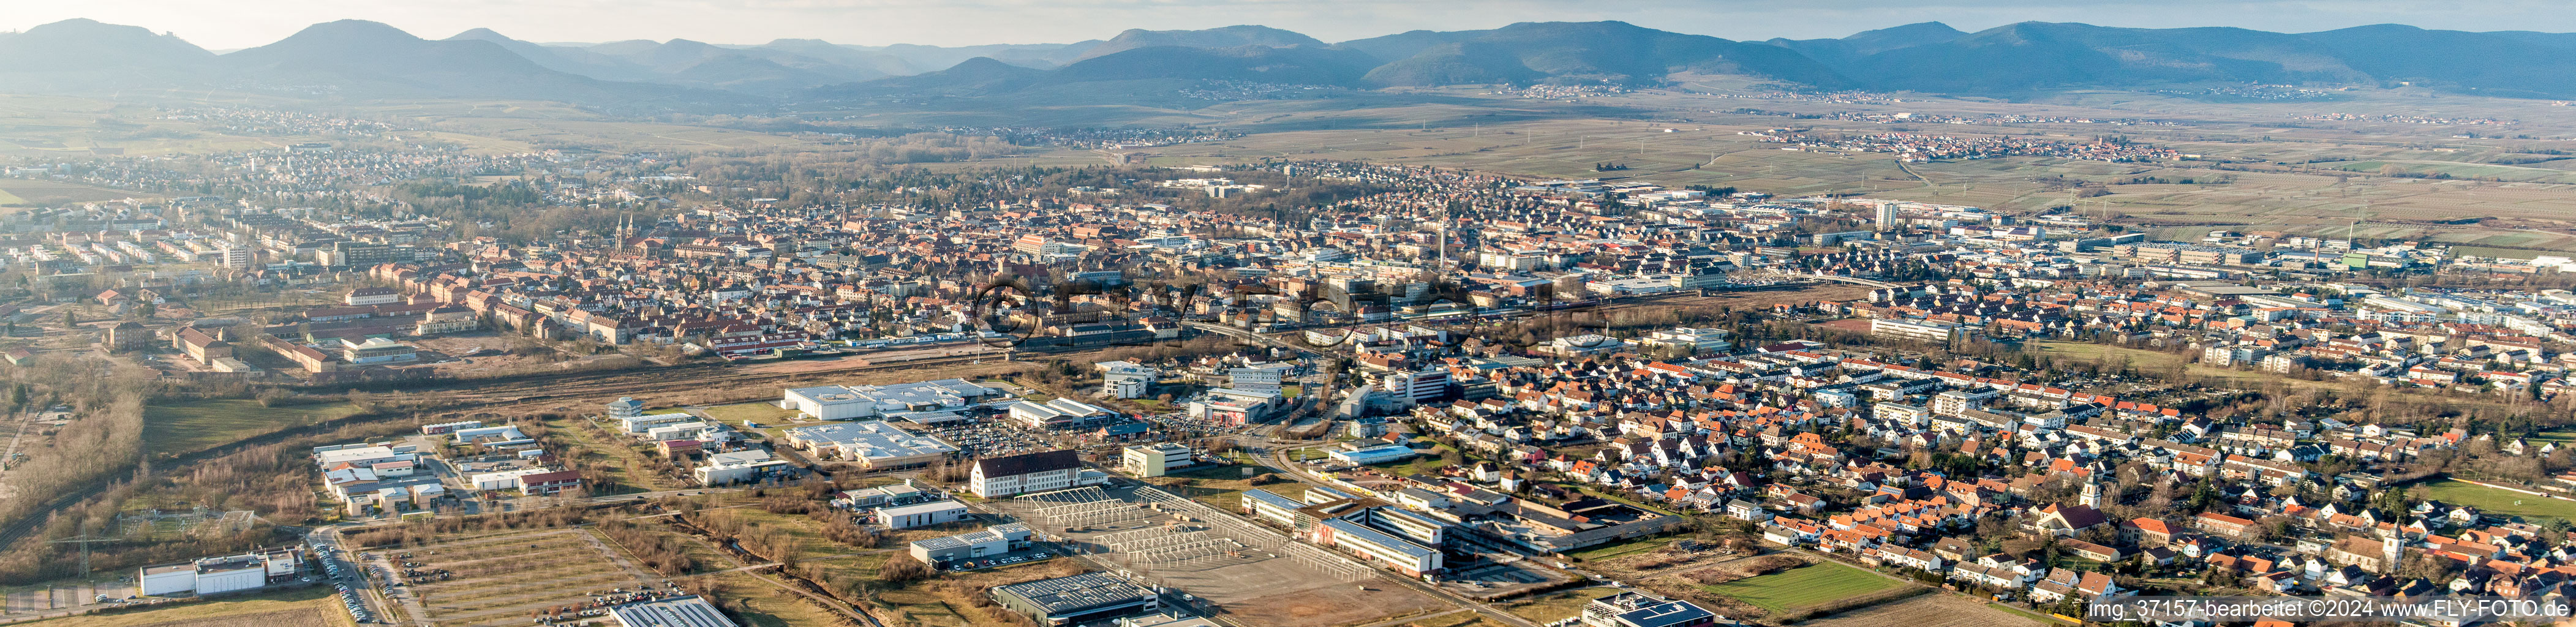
[
  {"x1": 989, "y1": 571, "x2": 1161, "y2": 625},
  {"x1": 783, "y1": 378, "x2": 1000, "y2": 421},
  {"x1": 607, "y1": 595, "x2": 739, "y2": 627},
  {"x1": 878, "y1": 500, "x2": 970, "y2": 529},
  {"x1": 1314, "y1": 517, "x2": 1442, "y2": 577},
  {"x1": 783, "y1": 421, "x2": 958, "y2": 469},
  {"x1": 908, "y1": 522, "x2": 1032, "y2": 566},
  {"x1": 1120, "y1": 443, "x2": 1192, "y2": 478},
  {"x1": 1581, "y1": 591, "x2": 1722, "y2": 627}
]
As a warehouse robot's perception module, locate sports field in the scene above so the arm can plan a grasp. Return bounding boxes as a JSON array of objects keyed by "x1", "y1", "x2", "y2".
[
  {"x1": 2417, "y1": 478, "x2": 2576, "y2": 523},
  {"x1": 1703, "y1": 561, "x2": 1903, "y2": 614}
]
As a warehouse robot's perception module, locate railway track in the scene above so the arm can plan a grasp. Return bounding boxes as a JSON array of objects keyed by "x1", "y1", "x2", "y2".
[{"x1": 429, "y1": 353, "x2": 1006, "y2": 407}]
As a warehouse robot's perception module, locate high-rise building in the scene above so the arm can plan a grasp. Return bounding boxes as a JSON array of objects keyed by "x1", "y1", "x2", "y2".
[{"x1": 1874, "y1": 203, "x2": 1900, "y2": 231}]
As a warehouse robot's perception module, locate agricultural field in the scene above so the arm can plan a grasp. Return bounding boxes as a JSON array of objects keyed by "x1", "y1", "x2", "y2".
[
  {"x1": 2416, "y1": 478, "x2": 2576, "y2": 523},
  {"x1": 24, "y1": 587, "x2": 351, "y2": 627},
  {"x1": 987, "y1": 84, "x2": 2576, "y2": 252},
  {"x1": 1795, "y1": 592, "x2": 2055, "y2": 627},
  {"x1": 1701, "y1": 561, "x2": 1903, "y2": 615},
  {"x1": 0, "y1": 94, "x2": 287, "y2": 158},
  {"x1": 378, "y1": 109, "x2": 820, "y2": 154},
  {"x1": 141, "y1": 400, "x2": 363, "y2": 457},
  {"x1": 0, "y1": 179, "x2": 153, "y2": 207}
]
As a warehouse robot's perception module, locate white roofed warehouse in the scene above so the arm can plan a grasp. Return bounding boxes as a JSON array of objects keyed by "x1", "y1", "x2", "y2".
[
  {"x1": 783, "y1": 420, "x2": 959, "y2": 469},
  {"x1": 988, "y1": 571, "x2": 1160, "y2": 625}
]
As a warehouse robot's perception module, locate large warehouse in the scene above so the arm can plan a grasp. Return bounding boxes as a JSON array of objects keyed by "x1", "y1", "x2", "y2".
[
  {"x1": 780, "y1": 379, "x2": 1001, "y2": 421},
  {"x1": 781, "y1": 420, "x2": 959, "y2": 468},
  {"x1": 989, "y1": 572, "x2": 1161, "y2": 625},
  {"x1": 137, "y1": 548, "x2": 301, "y2": 597},
  {"x1": 607, "y1": 595, "x2": 739, "y2": 627},
  {"x1": 908, "y1": 522, "x2": 1032, "y2": 566}
]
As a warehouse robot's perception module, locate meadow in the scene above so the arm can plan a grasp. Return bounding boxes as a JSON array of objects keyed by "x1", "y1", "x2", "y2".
[
  {"x1": 2417, "y1": 478, "x2": 2576, "y2": 523},
  {"x1": 141, "y1": 399, "x2": 363, "y2": 457},
  {"x1": 1702, "y1": 561, "x2": 1904, "y2": 614}
]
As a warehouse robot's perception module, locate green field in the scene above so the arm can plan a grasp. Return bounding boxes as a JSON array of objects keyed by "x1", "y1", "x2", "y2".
[
  {"x1": 701, "y1": 402, "x2": 797, "y2": 426},
  {"x1": 2418, "y1": 478, "x2": 2576, "y2": 522},
  {"x1": 0, "y1": 179, "x2": 149, "y2": 206},
  {"x1": 143, "y1": 399, "x2": 363, "y2": 456},
  {"x1": 2526, "y1": 428, "x2": 2576, "y2": 444},
  {"x1": 1703, "y1": 561, "x2": 1904, "y2": 614}
]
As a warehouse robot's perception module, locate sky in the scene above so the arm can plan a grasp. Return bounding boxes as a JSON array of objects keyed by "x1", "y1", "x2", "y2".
[{"x1": 6, "y1": 0, "x2": 2572, "y2": 50}]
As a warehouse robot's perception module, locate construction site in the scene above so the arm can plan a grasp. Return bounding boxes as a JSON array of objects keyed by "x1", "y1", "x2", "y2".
[{"x1": 991, "y1": 484, "x2": 1446, "y2": 627}]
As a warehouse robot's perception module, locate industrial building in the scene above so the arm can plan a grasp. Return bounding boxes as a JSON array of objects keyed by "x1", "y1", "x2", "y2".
[
  {"x1": 1007, "y1": 397, "x2": 1117, "y2": 429},
  {"x1": 312, "y1": 443, "x2": 410, "y2": 469},
  {"x1": 693, "y1": 450, "x2": 796, "y2": 486},
  {"x1": 1580, "y1": 591, "x2": 1722, "y2": 627},
  {"x1": 1869, "y1": 318, "x2": 1960, "y2": 344},
  {"x1": 607, "y1": 595, "x2": 739, "y2": 627},
  {"x1": 781, "y1": 421, "x2": 958, "y2": 468},
  {"x1": 907, "y1": 522, "x2": 1032, "y2": 566},
  {"x1": 619, "y1": 411, "x2": 698, "y2": 434},
  {"x1": 136, "y1": 548, "x2": 302, "y2": 597},
  {"x1": 1119, "y1": 443, "x2": 1193, "y2": 478},
  {"x1": 1312, "y1": 517, "x2": 1442, "y2": 577},
  {"x1": 780, "y1": 379, "x2": 1000, "y2": 421},
  {"x1": 833, "y1": 481, "x2": 932, "y2": 509},
  {"x1": 877, "y1": 500, "x2": 971, "y2": 529},
  {"x1": 989, "y1": 572, "x2": 1161, "y2": 625},
  {"x1": 1186, "y1": 388, "x2": 1279, "y2": 426}
]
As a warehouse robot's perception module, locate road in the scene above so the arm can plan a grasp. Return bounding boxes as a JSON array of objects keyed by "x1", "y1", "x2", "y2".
[{"x1": 305, "y1": 525, "x2": 401, "y2": 626}]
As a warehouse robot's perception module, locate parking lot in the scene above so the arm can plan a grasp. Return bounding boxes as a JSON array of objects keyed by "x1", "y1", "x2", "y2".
[
  {"x1": 352, "y1": 528, "x2": 665, "y2": 626},
  {"x1": 919, "y1": 418, "x2": 1056, "y2": 458},
  {"x1": 1142, "y1": 412, "x2": 1265, "y2": 440}
]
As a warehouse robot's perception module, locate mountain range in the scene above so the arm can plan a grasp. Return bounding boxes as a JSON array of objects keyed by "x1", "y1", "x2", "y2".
[{"x1": 6, "y1": 17, "x2": 2576, "y2": 108}]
